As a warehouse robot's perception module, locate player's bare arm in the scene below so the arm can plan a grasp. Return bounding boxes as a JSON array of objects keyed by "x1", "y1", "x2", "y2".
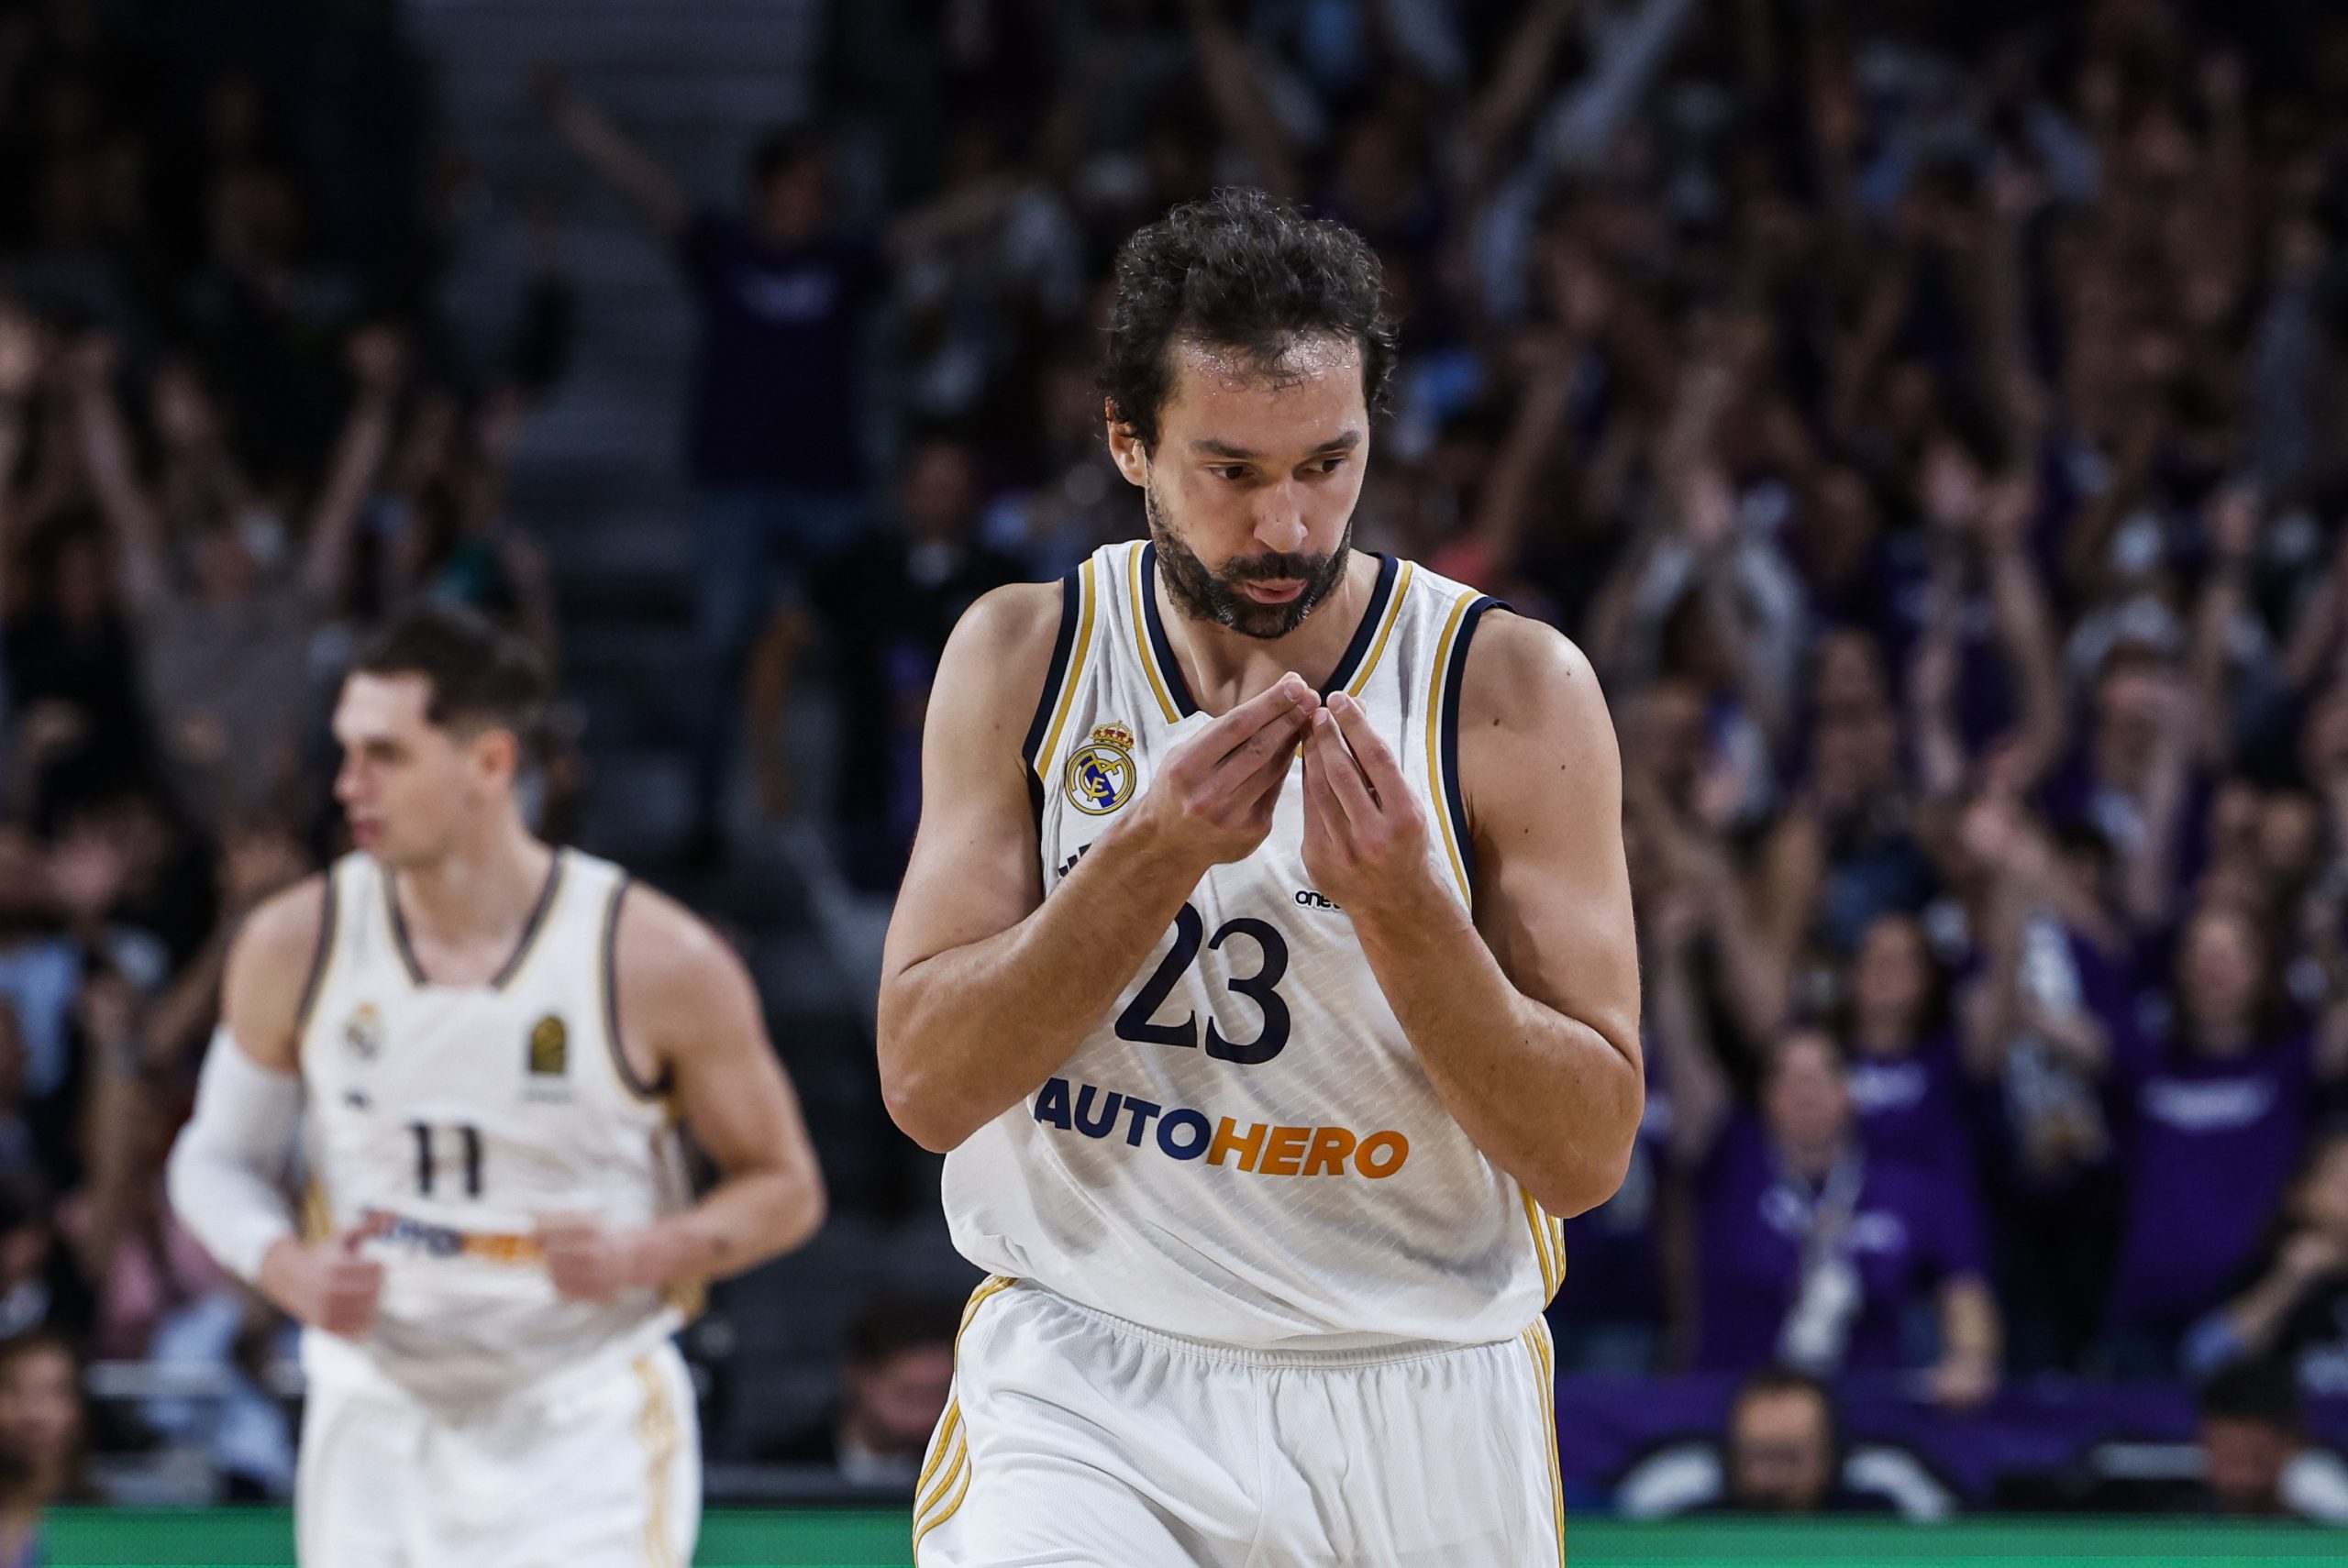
[
  {"x1": 539, "y1": 883, "x2": 826, "y2": 1301},
  {"x1": 188, "y1": 878, "x2": 390, "y2": 1336},
  {"x1": 1301, "y1": 611, "x2": 1642, "y2": 1218},
  {"x1": 878, "y1": 581, "x2": 1321, "y2": 1152}
]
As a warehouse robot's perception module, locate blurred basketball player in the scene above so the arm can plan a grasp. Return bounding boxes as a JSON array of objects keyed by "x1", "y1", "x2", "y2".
[
  {"x1": 879, "y1": 189, "x2": 1642, "y2": 1565},
  {"x1": 168, "y1": 603, "x2": 825, "y2": 1566}
]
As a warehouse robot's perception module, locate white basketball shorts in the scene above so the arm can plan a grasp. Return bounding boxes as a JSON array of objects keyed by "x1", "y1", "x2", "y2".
[
  {"x1": 294, "y1": 1333, "x2": 699, "y2": 1568},
  {"x1": 913, "y1": 1277, "x2": 1567, "y2": 1567}
]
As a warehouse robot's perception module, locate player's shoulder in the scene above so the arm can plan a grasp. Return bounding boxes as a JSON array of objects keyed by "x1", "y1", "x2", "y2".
[
  {"x1": 611, "y1": 877, "x2": 732, "y2": 978},
  {"x1": 947, "y1": 578, "x2": 1066, "y2": 666},
  {"x1": 231, "y1": 873, "x2": 333, "y2": 975},
  {"x1": 1456, "y1": 606, "x2": 1602, "y2": 734},
  {"x1": 221, "y1": 873, "x2": 334, "y2": 1064},
  {"x1": 932, "y1": 576, "x2": 1072, "y2": 737}
]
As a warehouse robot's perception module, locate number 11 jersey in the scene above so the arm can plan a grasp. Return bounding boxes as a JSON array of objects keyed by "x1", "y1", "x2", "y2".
[
  {"x1": 942, "y1": 539, "x2": 1567, "y2": 1349},
  {"x1": 297, "y1": 847, "x2": 692, "y2": 1403}
]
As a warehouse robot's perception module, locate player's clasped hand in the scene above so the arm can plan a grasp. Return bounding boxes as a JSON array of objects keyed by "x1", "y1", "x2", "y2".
[
  {"x1": 1130, "y1": 672, "x2": 1320, "y2": 872},
  {"x1": 1301, "y1": 690, "x2": 1436, "y2": 919},
  {"x1": 271, "y1": 1231, "x2": 387, "y2": 1337},
  {"x1": 537, "y1": 1211, "x2": 650, "y2": 1303}
]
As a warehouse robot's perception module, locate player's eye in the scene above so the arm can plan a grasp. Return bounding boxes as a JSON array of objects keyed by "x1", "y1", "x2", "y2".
[
  {"x1": 1209, "y1": 465, "x2": 1247, "y2": 482},
  {"x1": 1312, "y1": 458, "x2": 1348, "y2": 476}
]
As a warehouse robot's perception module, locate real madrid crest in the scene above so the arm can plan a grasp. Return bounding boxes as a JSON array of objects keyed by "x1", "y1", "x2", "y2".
[
  {"x1": 527, "y1": 1014, "x2": 569, "y2": 1077},
  {"x1": 342, "y1": 1003, "x2": 382, "y2": 1062},
  {"x1": 1065, "y1": 722, "x2": 1137, "y2": 815}
]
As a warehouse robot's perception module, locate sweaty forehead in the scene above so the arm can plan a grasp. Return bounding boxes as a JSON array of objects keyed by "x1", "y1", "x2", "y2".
[{"x1": 1164, "y1": 335, "x2": 1364, "y2": 434}]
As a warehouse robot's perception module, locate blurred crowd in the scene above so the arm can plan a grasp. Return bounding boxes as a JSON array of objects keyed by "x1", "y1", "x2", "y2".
[
  {"x1": 682, "y1": 0, "x2": 2348, "y2": 1429},
  {"x1": 7, "y1": 0, "x2": 2348, "y2": 1525},
  {"x1": 0, "y1": 0, "x2": 571, "y2": 1521},
  {"x1": 725, "y1": 0, "x2": 2348, "y2": 1460}
]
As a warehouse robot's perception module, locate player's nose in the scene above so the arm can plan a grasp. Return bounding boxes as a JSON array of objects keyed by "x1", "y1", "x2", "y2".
[{"x1": 1250, "y1": 487, "x2": 1308, "y2": 554}]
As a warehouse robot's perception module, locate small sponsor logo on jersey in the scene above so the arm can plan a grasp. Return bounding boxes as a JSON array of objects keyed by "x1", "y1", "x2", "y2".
[
  {"x1": 1032, "y1": 1075, "x2": 1411, "y2": 1180},
  {"x1": 342, "y1": 1088, "x2": 371, "y2": 1111},
  {"x1": 342, "y1": 1003, "x2": 382, "y2": 1062},
  {"x1": 1065, "y1": 723, "x2": 1137, "y2": 815},
  {"x1": 355, "y1": 1207, "x2": 542, "y2": 1265},
  {"x1": 527, "y1": 1014, "x2": 569, "y2": 1076},
  {"x1": 1293, "y1": 888, "x2": 1343, "y2": 911}
]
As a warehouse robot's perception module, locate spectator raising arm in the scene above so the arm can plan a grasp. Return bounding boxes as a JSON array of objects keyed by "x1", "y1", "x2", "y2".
[
  {"x1": 1183, "y1": 0, "x2": 1303, "y2": 200},
  {"x1": 537, "y1": 69, "x2": 690, "y2": 237},
  {"x1": 302, "y1": 326, "x2": 408, "y2": 610},
  {"x1": 63, "y1": 334, "x2": 171, "y2": 617},
  {"x1": 0, "y1": 305, "x2": 36, "y2": 614}
]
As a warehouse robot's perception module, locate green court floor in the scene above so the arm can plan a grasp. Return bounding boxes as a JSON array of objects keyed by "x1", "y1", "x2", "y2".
[{"x1": 36, "y1": 1508, "x2": 2348, "y2": 1564}]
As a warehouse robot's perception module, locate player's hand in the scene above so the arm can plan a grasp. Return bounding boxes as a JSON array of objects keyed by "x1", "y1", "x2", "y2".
[
  {"x1": 1299, "y1": 690, "x2": 1441, "y2": 922},
  {"x1": 1127, "y1": 673, "x2": 1319, "y2": 875},
  {"x1": 260, "y1": 1233, "x2": 386, "y2": 1337},
  {"x1": 537, "y1": 1211, "x2": 652, "y2": 1303}
]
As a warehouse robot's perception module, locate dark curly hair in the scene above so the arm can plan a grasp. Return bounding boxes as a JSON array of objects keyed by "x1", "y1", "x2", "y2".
[{"x1": 1102, "y1": 188, "x2": 1398, "y2": 451}]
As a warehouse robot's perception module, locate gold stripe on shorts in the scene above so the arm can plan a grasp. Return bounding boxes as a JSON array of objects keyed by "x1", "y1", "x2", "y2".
[
  {"x1": 632, "y1": 1356, "x2": 683, "y2": 1568},
  {"x1": 1519, "y1": 1324, "x2": 1566, "y2": 1564},
  {"x1": 911, "y1": 1276, "x2": 1016, "y2": 1561}
]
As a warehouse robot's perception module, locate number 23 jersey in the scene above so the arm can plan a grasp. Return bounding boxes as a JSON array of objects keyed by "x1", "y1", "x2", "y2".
[
  {"x1": 942, "y1": 540, "x2": 1567, "y2": 1348},
  {"x1": 297, "y1": 847, "x2": 692, "y2": 1403}
]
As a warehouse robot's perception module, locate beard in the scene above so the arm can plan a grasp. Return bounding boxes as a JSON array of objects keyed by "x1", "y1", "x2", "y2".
[{"x1": 1145, "y1": 485, "x2": 1354, "y2": 641}]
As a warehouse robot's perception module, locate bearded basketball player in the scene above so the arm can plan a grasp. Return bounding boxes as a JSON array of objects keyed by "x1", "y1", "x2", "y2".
[
  {"x1": 169, "y1": 603, "x2": 826, "y2": 1566},
  {"x1": 877, "y1": 188, "x2": 1643, "y2": 1565}
]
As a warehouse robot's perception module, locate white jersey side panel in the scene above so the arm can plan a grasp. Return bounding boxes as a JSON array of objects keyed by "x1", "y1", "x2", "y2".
[
  {"x1": 941, "y1": 540, "x2": 1565, "y2": 1347},
  {"x1": 298, "y1": 847, "x2": 690, "y2": 1402}
]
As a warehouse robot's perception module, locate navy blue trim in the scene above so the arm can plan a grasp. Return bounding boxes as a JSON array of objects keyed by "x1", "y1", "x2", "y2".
[
  {"x1": 601, "y1": 877, "x2": 670, "y2": 1100},
  {"x1": 1440, "y1": 597, "x2": 1507, "y2": 902},
  {"x1": 290, "y1": 867, "x2": 338, "y2": 1034},
  {"x1": 1020, "y1": 571, "x2": 1083, "y2": 771},
  {"x1": 1137, "y1": 541, "x2": 1202, "y2": 719},
  {"x1": 489, "y1": 852, "x2": 567, "y2": 990},
  {"x1": 382, "y1": 868, "x2": 426, "y2": 988},
  {"x1": 1021, "y1": 569, "x2": 1083, "y2": 834},
  {"x1": 1318, "y1": 552, "x2": 1398, "y2": 697},
  {"x1": 387, "y1": 850, "x2": 564, "y2": 989}
]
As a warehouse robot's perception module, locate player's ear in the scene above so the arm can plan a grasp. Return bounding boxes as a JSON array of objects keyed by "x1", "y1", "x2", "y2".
[
  {"x1": 1104, "y1": 400, "x2": 1148, "y2": 489},
  {"x1": 471, "y1": 725, "x2": 522, "y2": 789}
]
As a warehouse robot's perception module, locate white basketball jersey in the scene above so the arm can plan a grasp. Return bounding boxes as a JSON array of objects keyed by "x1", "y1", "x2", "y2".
[
  {"x1": 297, "y1": 847, "x2": 692, "y2": 1403},
  {"x1": 942, "y1": 540, "x2": 1567, "y2": 1348}
]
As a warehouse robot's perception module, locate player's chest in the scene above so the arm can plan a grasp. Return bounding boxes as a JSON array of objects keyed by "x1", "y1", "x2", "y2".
[{"x1": 305, "y1": 986, "x2": 603, "y2": 1120}]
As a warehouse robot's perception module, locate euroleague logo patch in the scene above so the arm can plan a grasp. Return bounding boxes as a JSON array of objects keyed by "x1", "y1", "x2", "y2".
[{"x1": 1065, "y1": 722, "x2": 1137, "y2": 815}]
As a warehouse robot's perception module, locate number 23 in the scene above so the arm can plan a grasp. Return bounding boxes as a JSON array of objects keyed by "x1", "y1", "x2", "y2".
[{"x1": 1114, "y1": 905, "x2": 1290, "y2": 1066}]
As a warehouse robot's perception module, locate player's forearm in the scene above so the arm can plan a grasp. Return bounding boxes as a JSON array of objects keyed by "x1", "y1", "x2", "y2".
[
  {"x1": 636, "y1": 1165, "x2": 825, "y2": 1286},
  {"x1": 880, "y1": 814, "x2": 1202, "y2": 1152},
  {"x1": 1353, "y1": 891, "x2": 1643, "y2": 1218}
]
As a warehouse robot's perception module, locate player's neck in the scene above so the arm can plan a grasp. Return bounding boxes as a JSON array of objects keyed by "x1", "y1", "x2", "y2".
[
  {"x1": 1155, "y1": 548, "x2": 1378, "y2": 715},
  {"x1": 392, "y1": 821, "x2": 556, "y2": 958}
]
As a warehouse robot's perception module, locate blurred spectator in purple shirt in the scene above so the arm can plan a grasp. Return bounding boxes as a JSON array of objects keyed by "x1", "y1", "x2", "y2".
[
  {"x1": 1668, "y1": 1016, "x2": 2001, "y2": 1407},
  {"x1": 2102, "y1": 902, "x2": 2336, "y2": 1366},
  {"x1": 2187, "y1": 1128, "x2": 2348, "y2": 1396}
]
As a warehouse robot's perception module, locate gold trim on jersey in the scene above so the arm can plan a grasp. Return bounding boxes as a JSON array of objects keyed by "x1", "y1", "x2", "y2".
[
  {"x1": 1522, "y1": 1189, "x2": 1564, "y2": 1302},
  {"x1": 913, "y1": 1275, "x2": 1015, "y2": 1559},
  {"x1": 300, "y1": 1178, "x2": 334, "y2": 1244},
  {"x1": 1520, "y1": 1322, "x2": 1567, "y2": 1565},
  {"x1": 1126, "y1": 543, "x2": 1182, "y2": 724},
  {"x1": 1424, "y1": 592, "x2": 1476, "y2": 902},
  {"x1": 633, "y1": 1354, "x2": 683, "y2": 1568},
  {"x1": 1036, "y1": 558, "x2": 1102, "y2": 784},
  {"x1": 1344, "y1": 560, "x2": 1416, "y2": 697}
]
